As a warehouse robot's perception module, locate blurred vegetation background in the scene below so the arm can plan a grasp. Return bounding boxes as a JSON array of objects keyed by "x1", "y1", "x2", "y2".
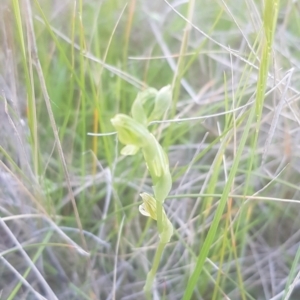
[{"x1": 1, "y1": 0, "x2": 300, "y2": 299}]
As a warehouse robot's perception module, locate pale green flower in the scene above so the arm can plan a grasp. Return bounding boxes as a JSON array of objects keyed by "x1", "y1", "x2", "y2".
[
  {"x1": 111, "y1": 114, "x2": 151, "y2": 153},
  {"x1": 139, "y1": 192, "x2": 157, "y2": 220},
  {"x1": 139, "y1": 192, "x2": 173, "y2": 243}
]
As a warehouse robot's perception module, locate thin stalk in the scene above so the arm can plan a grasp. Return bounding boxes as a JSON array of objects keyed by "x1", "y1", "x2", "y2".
[
  {"x1": 156, "y1": 200, "x2": 163, "y2": 234},
  {"x1": 144, "y1": 241, "x2": 167, "y2": 297}
]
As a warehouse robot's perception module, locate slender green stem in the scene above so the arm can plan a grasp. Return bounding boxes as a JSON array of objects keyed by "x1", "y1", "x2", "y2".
[
  {"x1": 156, "y1": 200, "x2": 163, "y2": 234},
  {"x1": 144, "y1": 241, "x2": 167, "y2": 297}
]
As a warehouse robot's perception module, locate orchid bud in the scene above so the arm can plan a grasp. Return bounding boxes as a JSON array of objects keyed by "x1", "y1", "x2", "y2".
[
  {"x1": 131, "y1": 88, "x2": 157, "y2": 126},
  {"x1": 149, "y1": 85, "x2": 172, "y2": 122}
]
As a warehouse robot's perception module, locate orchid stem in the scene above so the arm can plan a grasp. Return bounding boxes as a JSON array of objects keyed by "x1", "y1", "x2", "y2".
[
  {"x1": 156, "y1": 200, "x2": 163, "y2": 234},
  {"x1": 144, "y1": 241, "x2": 167, "y2": 298}
]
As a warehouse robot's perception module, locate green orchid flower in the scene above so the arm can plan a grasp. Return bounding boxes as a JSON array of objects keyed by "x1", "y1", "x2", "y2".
[
  {"x1": 139, "y1": 192, "x2": 173, "y2": 243},
  {"x1": 111, "y1": 114, "x2": 152, "y2": 155}
]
